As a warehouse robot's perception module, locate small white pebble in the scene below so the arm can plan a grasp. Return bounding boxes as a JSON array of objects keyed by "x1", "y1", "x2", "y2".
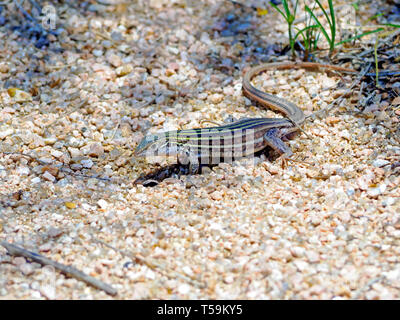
[
  {"x1": 208, "y1": 93, "x2": 223, "y2": 104},
  {"x1": 31, "y1": 177, "x2": 41, "y2": 184},
  {"x1": 0, "y1": 127, "x2": 14, "y2": 139},
  {"x1": 93, "y1": 49, "x2": 103, "y2": 57},
  {"x1": 40, "y1": 284, "x2": 56, "y2": 300},
  {"x1": 39, "y1": 243, "x2": 52, "y2": 252},
  {"x1": 372, "y1": 159, "x2": 390, "y2": 167},
  {"x1": 31, "y1": 291, "x2": 41, "y2": 299},
  {"x1": 167, "y1": 46, "x2": 179, "y2": 55},
  {"x1": 42, "y1": 171, "x2": 55, "y2": 182},
  {"x1": 81, "y1": 159, "x2": 93, "y2": 168},
  {"x1": 97, "y1": 199, "x2": 108, "y2": 209},
  {"x1": 367, "y1": 184, "x2": 386, "y2": 197},
  {"x1": 51, "y1": 150, "x2": 64, "y2": 158},
  {"x1": 68, "y1": 147, "x2": 82, "y2": 158},
  {"x1": 178, "y1": 283, "x2": 191, "y2": 295},
  {"x1": 200, "y1": 31, "x2": 212, "y2": 45},
  {"x1": 17, "y1": 166, "x2": 30, "y2": 176},
  {"x1": 182, "y1": 266, "x2": 193, "y2": 277},
  {"x1": 197, "y1": 92, "x2": 208, "y2": 100},
  {"x1": 294, "y1": 260, "x2": 309, "y2": 271},
  {"x1": 19, "y1": 263, "x2": 34, "y2": 275}
]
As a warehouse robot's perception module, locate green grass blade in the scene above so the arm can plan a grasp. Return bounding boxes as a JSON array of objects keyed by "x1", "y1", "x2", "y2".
[
  {"x1": 282, "y1": 0, "x2": 291, "y2": 18},
  {"x1": 313, "y1": 31, "x2": 321, "y2": 50},
  {"x1": 294, "y1": 0, "x2": 299, "y2": 17},
  {"x1": 328, "y1": 0, "x2": 336, "y2": 45},
  {"x1": 294, "y1": 27, "x2": 308, "y2": 49},
  {"x1": 295, "y1": 25, "x2": 319, "y2": 51},
  {"x1": 271, "y1": 2, "x2": 288, "y2": 21},
  {"x1": 335, "y1": 27, "x2": 384, "y2": 46},
  {"x1": 366, "y1": 13, "x2": 384, "y2": 22},
  {"x1": 294, "y1": 25, "x2": 319, "y2": 42},
  {"x1": 314, "y1": 0, "x2": 333, "y2": 31},
  {"x1": 374, "y1": 37, "x2": 379, "y2": 87},
  {"x1": 382, "y1": 23, "x2": 400, "y2": 28},
  {"x1": 306, "y1": 5, "x2": 331, "y2": 45}
]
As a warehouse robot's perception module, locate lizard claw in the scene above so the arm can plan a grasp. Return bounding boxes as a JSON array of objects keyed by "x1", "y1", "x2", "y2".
[{"x1": 277, "y1": 154, "x2": 310, "y2": 168}]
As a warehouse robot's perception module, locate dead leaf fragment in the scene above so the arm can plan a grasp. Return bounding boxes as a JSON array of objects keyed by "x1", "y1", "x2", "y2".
[
  {"x1": 7, "y1": 88, "x2": 33, "y2": 103},
  {"x1": 65, "y1": 202, "x2": 77, "y2": 209}
]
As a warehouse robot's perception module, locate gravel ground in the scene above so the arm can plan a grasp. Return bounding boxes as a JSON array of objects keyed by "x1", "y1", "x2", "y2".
[{"x1": 1, "y1": 0, "x2": 400, "y2": 299}]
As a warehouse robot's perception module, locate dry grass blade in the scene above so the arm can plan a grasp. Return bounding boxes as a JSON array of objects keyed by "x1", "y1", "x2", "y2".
[{"x1": 310, "y1": 63, "x2": 372, "y2": 119}]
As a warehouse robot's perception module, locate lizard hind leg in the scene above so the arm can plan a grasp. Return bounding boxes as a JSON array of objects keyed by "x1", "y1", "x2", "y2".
[
  {"x1": 263, "y1": 128, "x2": 294, "y2": 168},
  {"x1": 263, "y1": 128, "x2": 294, "y2": 157},
  {"x1": 263, "y1": 128, "x2": 310, "y2": 168}
]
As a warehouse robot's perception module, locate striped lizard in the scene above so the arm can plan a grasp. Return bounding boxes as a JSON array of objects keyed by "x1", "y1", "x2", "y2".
[{"x1": 134, "y1": 61, "x2": 356, "y2": 173}]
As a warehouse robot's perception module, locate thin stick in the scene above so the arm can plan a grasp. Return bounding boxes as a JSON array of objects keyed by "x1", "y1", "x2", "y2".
[
  {"x1": 374, "y1": 36, "x2": 380, "y2": 87},
  {"x1": 43, "y1": 98, "x2": 88, "y2": 129},
  {"x1": 0, "y1": 241, "x2": 117, "y2": 296}
]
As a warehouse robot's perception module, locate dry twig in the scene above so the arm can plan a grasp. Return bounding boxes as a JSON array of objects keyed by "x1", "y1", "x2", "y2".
[{"x1": 0, "y1": 240, "x2": 118, "y2": 296}]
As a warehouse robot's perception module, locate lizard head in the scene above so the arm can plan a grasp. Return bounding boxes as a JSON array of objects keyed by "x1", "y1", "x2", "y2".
[
  {"x1": 135, "y1": 131, "x2": 183, "y2": 158},
  {"x1": 134, "y1": 134, "x2": 162, "y2": 157}
]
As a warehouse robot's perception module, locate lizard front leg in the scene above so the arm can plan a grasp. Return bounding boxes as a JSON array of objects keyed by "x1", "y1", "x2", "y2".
[{"x1": 177, "y1": 146, "x2": 200, "y2": 174}]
